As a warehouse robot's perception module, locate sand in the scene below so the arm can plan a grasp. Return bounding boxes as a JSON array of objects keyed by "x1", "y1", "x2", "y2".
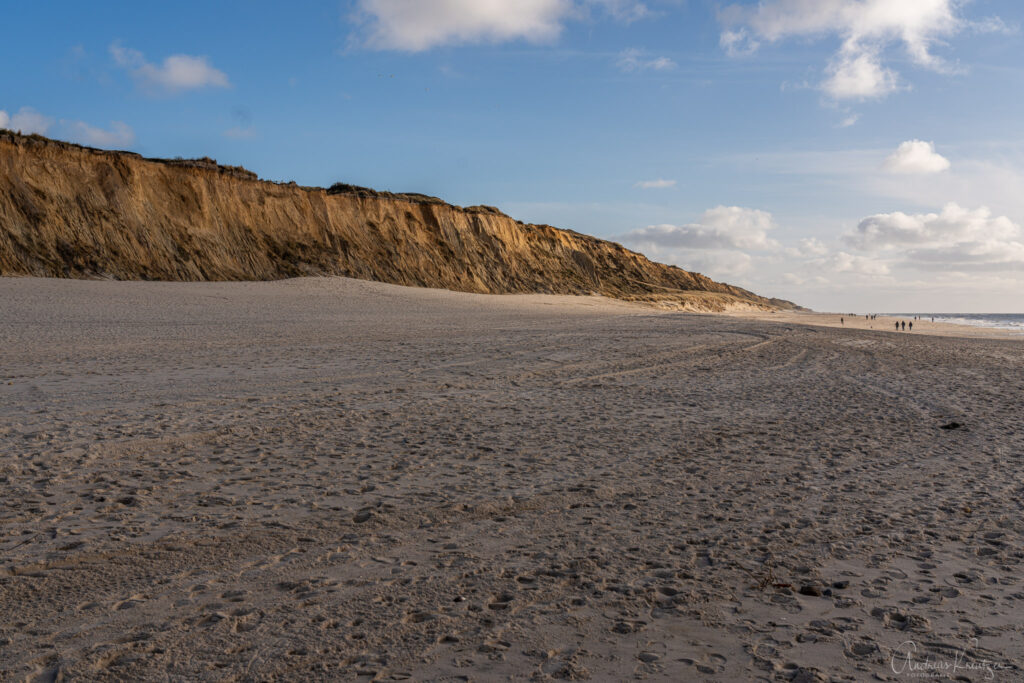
[
  {"x1": 728, "y1": 310, "x2": 1024, "y2": 340},
  {"x1": 1, "y1": 276, "x2": 1022, "y2": 681}
]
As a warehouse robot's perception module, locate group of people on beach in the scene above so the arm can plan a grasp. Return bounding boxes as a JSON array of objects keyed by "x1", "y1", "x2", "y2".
[
  {"x1": 892, "y1": 315, "x2": 932, "y2": 332},
  {"x1": 837, "y1": 313, "x2": 933, "y2": 332}
]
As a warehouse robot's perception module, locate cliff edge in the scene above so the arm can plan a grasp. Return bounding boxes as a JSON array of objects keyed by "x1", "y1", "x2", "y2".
[{"x1": 0, "y1": 131, "x2": 797, "y2": 311}]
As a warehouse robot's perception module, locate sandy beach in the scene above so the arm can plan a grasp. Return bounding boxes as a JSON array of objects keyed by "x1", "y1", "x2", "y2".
[
  {"x1": 728, "y1": 310, "x2": 1024, "y2": 340},
  {"x1": 2, "y1": 276, "x2": 1022, "y2": 681}
]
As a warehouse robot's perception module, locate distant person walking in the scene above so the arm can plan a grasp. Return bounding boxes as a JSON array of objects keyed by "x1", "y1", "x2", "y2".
[
  {"x1": 909, "y1": 321, "x2": 913, "y2": 332},
  {"x1": 901, "y1": 321, "x2": 906, "y2": 331},
  {"x1": 895, "y1": 321, "x2": 900, "y2": 331},
  {"x1": 840, "y1": 317, "x2": 844, "y2": 325}
]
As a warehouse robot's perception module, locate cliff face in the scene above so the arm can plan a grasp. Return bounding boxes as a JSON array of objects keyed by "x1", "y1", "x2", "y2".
[{"x1": 0, "y1": 131, "x2": 795, "y2": 310}]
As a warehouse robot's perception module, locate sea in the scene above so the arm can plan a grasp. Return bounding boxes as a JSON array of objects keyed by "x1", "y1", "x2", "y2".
[{"x1": 897, "y1": 314, "x2": 1024, "y2": 333}]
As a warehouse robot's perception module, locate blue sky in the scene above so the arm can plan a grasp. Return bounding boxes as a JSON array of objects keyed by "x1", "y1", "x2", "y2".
[{"x1": 2, "y1": 0, "x2": 1022, "y2": 311}]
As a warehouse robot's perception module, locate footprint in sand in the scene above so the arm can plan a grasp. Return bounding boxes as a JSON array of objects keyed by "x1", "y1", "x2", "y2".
[
  {"x1": 681, "y1": 652, "x2": 728, "y2": 674},
  {"x1": 402, "y1": 610, "x2": 436, "y2": 624},
  {"x1": 487, "y1": 592, "x2": 514, "y2": 610},
  {"x1": 113, "y1": 594, "x2": 149, "y2": 610}
]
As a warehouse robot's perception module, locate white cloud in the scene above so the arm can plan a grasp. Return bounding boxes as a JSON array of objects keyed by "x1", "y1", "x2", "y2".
[
  {"x1": 720, "y1": 0, "x2": 984, "y2": 100},
  {"x1": 616, "y1": 48, "x2": 675, "y2": 72},
  {"x1": 719, "y1": 28, "x2": 758, "y2": 57},
  {"x1": 866, "y1": 156, "x2": 1024, "y2": 223},
  {"x1": 353, "y1": 0, "x2": 653, "y2": 51},
  {"x1": 64, "y1": 120, "x2": 135, "y2": 148},
  {"x1": 0, "y1": 107, "x2": 53, "y2": 135},
  {"x1": 845, "y1": 203, "x2": 1024, "y2": 270},
  {"x1": 838, "y1": 113, "x2": 860, "y2": 128},
  {"x1": 786, "y1": 237, "x2": 829, "y2": 257},
  {"x1": 619, "y1": 206, "x2": 781, "y2": 279},
  {"x1": 829, "y1": 250, "x2": 891, "y2": 275},
  {"x1": 823, "y1": 44, "x2": 898, "y2": 99},
  {"x1": 354, "y1": 0, "x2": 572, "y2": 51},
  {"x1": 625, "y1": 206, "x2": 780, "y2": 251},
  {"x1": 883, "y1": 139, "x2": 950, "y2": 174},
  {"x1": 634, "y1": 178, "x2": 676, "y2": 189},
  {"x1": 110, "y1": 43, "x2": 230, "y2": 93}
]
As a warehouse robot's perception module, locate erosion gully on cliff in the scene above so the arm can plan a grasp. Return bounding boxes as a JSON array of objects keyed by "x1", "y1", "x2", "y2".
[{"x1": 0, "y1": 131, "x2": 797, "y2": 311}]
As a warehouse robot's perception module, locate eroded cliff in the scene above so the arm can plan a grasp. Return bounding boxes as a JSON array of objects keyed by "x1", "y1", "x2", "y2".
[{"x1": 0, "y1": 131, "x2": 795, "y2": 310}]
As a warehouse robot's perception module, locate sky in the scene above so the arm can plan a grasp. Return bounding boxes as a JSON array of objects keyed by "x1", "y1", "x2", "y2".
[{"x1": 2, "y1": 0, "x2": 1022, "y2": 312}]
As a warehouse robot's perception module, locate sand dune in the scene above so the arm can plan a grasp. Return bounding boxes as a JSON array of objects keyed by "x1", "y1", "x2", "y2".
[{"x1": 1, "y1": 277, "x2": 1021, "y2": 681}]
